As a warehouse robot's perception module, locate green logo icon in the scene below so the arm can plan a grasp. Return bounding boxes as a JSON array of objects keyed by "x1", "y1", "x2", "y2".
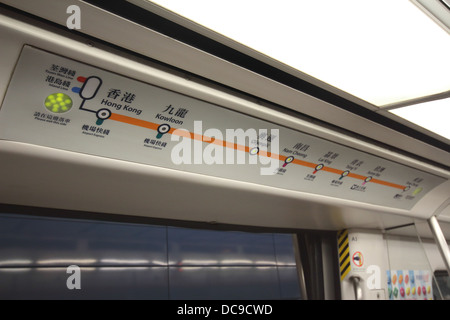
[{"x1": 44, "y1": 93, "x2": 73, "y2": 113}]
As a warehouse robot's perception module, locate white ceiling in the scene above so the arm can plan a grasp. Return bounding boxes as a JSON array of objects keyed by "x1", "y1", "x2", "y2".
[{"x1": 146, "y1": 0, "x2": 450, "y2": 142}]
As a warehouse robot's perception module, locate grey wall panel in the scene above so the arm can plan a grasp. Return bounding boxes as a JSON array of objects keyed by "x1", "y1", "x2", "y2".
[
  {"x1": 0, "y1": 214, "x2": 167, "y2": 267},
  {"x1": 0, "y1": 267, "x2": 168, "y2": 300},
  {"x1": 277, "y1": 266, "x2": 301, "y2": 299},
  {"x1": 274, "y1": 234, "x2": 297, "y2": 265},
  {"x1": 0, "y1": 213, "x2": 301, "y2": 299},
  {"x1": 168, "y1": 267, "x2": 280, "y2": 300},
  {"x1": 167, "y1": 227, "x2": 277, "y2": 266}
]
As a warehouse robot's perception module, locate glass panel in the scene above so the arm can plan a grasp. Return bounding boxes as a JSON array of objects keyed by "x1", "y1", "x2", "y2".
[
  {"x1": 167, "y1": 227, "x2": 277, "y2": 266},
  {"x1": 277, "y1": 266, "x2": 301, "y2": 299},
  {"x1": 0, "y1": 267, "x2": 168, "y2": 300},
  {"x1": 0, "y1": 214, "x2": 168, "y2": 267},
  {"x1": 433, "y1": 270, "x2": 450, "y2": 299},
  {"x1": 274, "y1": 234, "x2": 297, "y2": 266},
  {"x1": 167, "y1": 227, "x2": 301, "y2": 299},
  {"x1": 168, "y1": 266, "x2": 280, "y2": 300},
  {"x1": 0, "y1": 213, "x2": 302, "y2": 299}
]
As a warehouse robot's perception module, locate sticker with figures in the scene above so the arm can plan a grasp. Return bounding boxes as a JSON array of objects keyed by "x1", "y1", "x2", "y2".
[{"x1": 387, "y1": 270, "x2": 433, "y2": 300}]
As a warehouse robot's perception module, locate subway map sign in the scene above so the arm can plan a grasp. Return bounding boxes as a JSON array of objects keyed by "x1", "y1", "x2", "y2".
[{"x1": 0, "y1": 46, "x2": 446, "y2": 210}]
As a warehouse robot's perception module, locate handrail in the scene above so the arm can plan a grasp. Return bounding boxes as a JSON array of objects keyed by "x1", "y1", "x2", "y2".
[
  {"x1": 428, "y1": 216, "x2": 450, "y2": 276},
  {"x1": 349, "y1": 275, "x2": 363, "y2": 300}
]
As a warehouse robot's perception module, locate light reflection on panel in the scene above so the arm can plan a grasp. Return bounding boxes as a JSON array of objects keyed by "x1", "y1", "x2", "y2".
[
  {"x1": 274, "y1": 234, "x2": 297, "y2": 266},
  {"x1": 0, "y1": 267, "x2": 168, "y2": 300},
  {"x1": 278, "y1": 266, "x2": 301, "y2": 299},
  {"x1": 0, "y1": 213, "x2": 301, "y2": 299},
  {"x1": 0, "y1": 214, "x2": 167, "y2": 267},
  {"x1": 169, "y1": 267, "x2": 280, "y2": 300},
  {"x1": 168, "y1": 227, "x2": 277, "y2": 266}
]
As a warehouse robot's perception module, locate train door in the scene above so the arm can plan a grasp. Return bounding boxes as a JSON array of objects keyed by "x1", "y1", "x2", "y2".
[{"x1": 339, "y1": 219, "x2": 450, "y2": 300}]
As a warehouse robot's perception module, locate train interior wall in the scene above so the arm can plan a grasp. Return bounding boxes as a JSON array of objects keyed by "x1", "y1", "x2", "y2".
[{"x1": 340, "y1": 224, "x2": 450, "y2": 300}]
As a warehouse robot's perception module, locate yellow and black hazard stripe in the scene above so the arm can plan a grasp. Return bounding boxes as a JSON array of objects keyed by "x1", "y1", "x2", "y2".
[{"x1": 338, "y1": 229, "x2": 350, "y2": 281}]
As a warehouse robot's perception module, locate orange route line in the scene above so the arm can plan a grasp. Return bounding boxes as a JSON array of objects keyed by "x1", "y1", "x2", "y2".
[
  {"x1": 370, "y1": 178, "x2": 405, "y2": 190},
  {"x1": 348, "y1": 172, "x2": 367, "y2": 180},
  {"x1": 292, "y1": 158, "x2": 316, "y2": 169},
  {"x1": 108, "y1": 113, "x2": 406, "y2": 190},
  {"x1": 323, "y1": 166, "x2": 344, "y2": 175},
  {"x1": 109, "y1": 113, "x2": 159, "y2": 131}
]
